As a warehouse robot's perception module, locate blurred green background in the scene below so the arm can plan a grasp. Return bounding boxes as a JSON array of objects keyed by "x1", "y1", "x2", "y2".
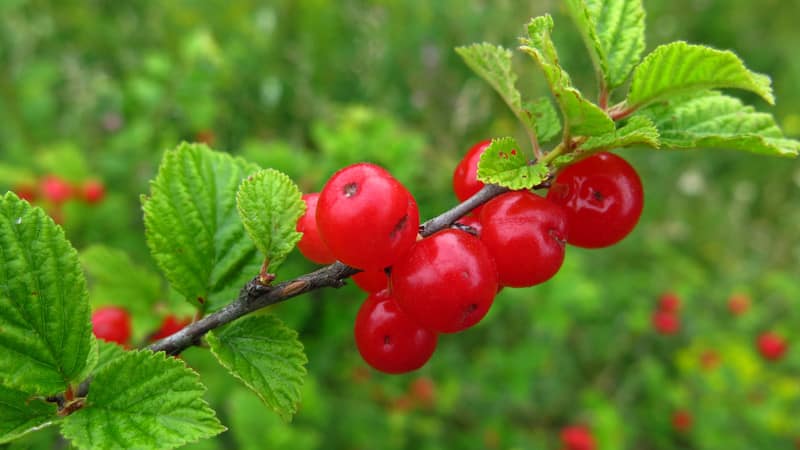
[{"x1": 2, "y1": 0, "x2": 800, "y2": 449}]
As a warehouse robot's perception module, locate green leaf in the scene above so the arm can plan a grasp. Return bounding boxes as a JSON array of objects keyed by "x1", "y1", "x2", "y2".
[
  {"x1": 520, "y1": 15, "x2": 614, "y2": 137},
  {"x1": 527, "y1": 98, "x2": 562, "y2": 143},
  {"x1": 580, "y1": 116, "x2": 660, "y2": 151},
  {"x1": 476, "y1": 137, "x2": 549, "y2": 190},
  {"x1": 207, "y1": 315, "x2": 307, "y2": 422},
  {"x1": 0, "y1": 384, "x2": 57, "y2": 444},
  {"x1": 142, "y1": 143, "x2": 262, "y2": 311},
  {"x1": 627, "y1": 41, "x2": 774, "y2": 110},
  {"x1": 80, "y1": 245, "x2": 163, "y2": 340},
  {"x1": 93, "y1": 340, "x2": 127, "y2": 375},
  {"x1": 60, "y1": 350, "x2": 224, "y2": 450},
  {"x1": 236, "y1": 169, "x2": 305, "y2": 274},
  {"x1": 456, "y1": 44, "x2": 536, "y2": 132},
  {"x1": 566, "y1": 0, "x2": 646, "y2": 89},
  {"x1": 637, "y1": 91, "x2": 799, "y2": 157},
  {"x1": 0, "y1": 193, "x2": 96, "y2": 395}
]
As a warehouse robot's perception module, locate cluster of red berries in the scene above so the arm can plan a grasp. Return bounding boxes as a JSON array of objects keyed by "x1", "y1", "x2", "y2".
[
  {"x1": 296, "y1": 140, "x2": 645, "y2": 374},
  {"x1": 652, "y1": 292, "x2": 681, "y2": 335},
  {"x1": 560, "y1": 425, "x2": 595, "y2": 450},
  {"x1": 14, "y1": 175, "x2": 106, "y2": 206},
  {"x1": 91, "y1": 306, "x2": 190, "y2": 347}
]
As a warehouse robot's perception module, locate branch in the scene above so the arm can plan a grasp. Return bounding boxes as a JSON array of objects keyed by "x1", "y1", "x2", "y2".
[{"x1": 148, "y1": 183, "x2": 524, "y2": 356}]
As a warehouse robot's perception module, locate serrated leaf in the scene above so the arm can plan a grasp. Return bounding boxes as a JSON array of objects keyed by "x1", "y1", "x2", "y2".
[
  {"x1": 476, "y1": 137, "x2": 549, "y2": 190},
  {"x1": 236, "y1": 169, "x2": 305, "y2": 274},
  {"x1": 637, "y1": 91, "x2": 799, "y2": 157},
  {"x1": 627, "y1": 41, "x2": 774, "y2": 110},
  {"x1": 60, "y1": 350, "x2": 224, "y2": 450},
  {"x1": 580, "y1": 116, "x2": 660, "y2": 151},
  {"x1": 142, "y1": 143, "x2": 262, "y2": 311},
  {"x1": 80, "y1": 245, "x2": 163, "y2": 340},
  {"x1": 0, "y1": 193, "x2": 96, "y2": 395},
  {"x1": 566, "y1": 0, "x2": 646, "y2": 89},
  {"x1": 207, "y1": 315, "x2": 307, "y2": 422},
  {"x1": 520, "y1": 15, "x2": 614, "y2": 137},
  {"x1": 0, "y1": 384, "x2": 57, "y2": 444},
  {"x1": 526, "y1": 98, "x2": 562, "y2": 143},
  {"x1": 456, "y1": 44, "x2": 536, "y2": 132},
  {"x1": 93, "y1": 340, "x2": 126, "y2": 375}
]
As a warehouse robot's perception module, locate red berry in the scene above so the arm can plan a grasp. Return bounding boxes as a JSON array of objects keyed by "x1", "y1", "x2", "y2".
[
  {"x1": 409, "y1": 376, "x2": 436, "y2": 408},
  {"x1": 296, "y1": 193, "x2": 336, "y2": 264},
  {"x1": 479, "y1": 191, "x2": 568, "y2": 288},
  {"x1": 151, "y1": 315, "x2": 192, "y2": 341},
  {"x1": 392, "y1": 229, "x2": 498, "y2": 333},
  {"x1": 40, "y1": 175, "x2": 73, "y2": 204},
  {"x1": 700, "y1": 350, "x2": 720, "y2": 371},
  {"x1": 453, "y1": 140, "x2": 491, "y2": 213},
  {"x1": 652, "y1": 310, "x2": 680, "y2": 335},
  {"x1": 352, "y1": 269, "x2": 389, "y2": 293},
  {"x1": 13, "y1": 183, "x2": 38, "y2": 203},
  {"x1": 728, "y1": 294, "x2": 750, "y2": 316},
  {"x1": 672, "y1": 410, "x2": 693, "y2": 432},
  {"x1": 757, "y1": 332, "x2": 788, "y2": 361},
  {"x1": 91, "y1": 306, "x2": 132, "y2": 345},
  {"x1": 658, "y1": 292, "x2": 681, "y2": 313},
  {"x1": 196, "y1": 129, "x2": 215, "y2": 145},
  {"x1": 317, "y1": 163, "x2": 419, "y2": 271},
  {"x1": 354, "y1": 290, "x2": 438, "y2": 374},
  {"x1": 547, "y1": 152, "x2": 644, "y2": 248},
  {"x1": 80, "y1": 180, "x2": 106, "y2": 204},
  {"x1": 560, "y1": 425, "x2": 595, "y2": 450}
]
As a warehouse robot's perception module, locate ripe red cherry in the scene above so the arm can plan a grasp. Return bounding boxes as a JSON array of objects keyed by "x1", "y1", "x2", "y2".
[
  {"x1": 296, "y1": 193, "x2": 336, "y2": 264},
  {"x1": 757, "y1": 332, "x2": 788, "y2": 361},
  {"x1": 80, "y1": 180, "x2": 106, "y2": 204},
  {"x1": 547, "y1": 152, "x2": 643, "y2": 248},
  {"x1": 91, "y1": 306, "x2": 132, "y2": 345},
  {"x1": 354, "y1": 290, "x2": 438, "y2": 374},
  {"x1": 453, "y1": 140, "x2": 491, "y2": 212},
  {"x1": 479, "y1": 191, "x2": 568, "y2": 288},
  {"x1": 728, "y1": 294, "x2": 750, "y2": 316},
  {"x1": 40, "y1": 175, "x2": 73, "y2": 204},
  {"x1": 352, "y1": 269, "x2": 389, "y2": 293},
  {"x1": 391, "y1": 229, "x2": 498, "y2": 333},
  {"x1": 658, "y1": 292, "x2": 681, "y2": 313},
  {"x1": 672, "y1": 410, "x2": 693, "y2": 432},
  {"x1": 151, "y1": 315, "x2": 192, "y2": 341},
  {"x1": 317, "y1": 163, "x2": 419, "y2": 271},
  {"x1": 560, "y1": 425, "x2": 595, "y2": 450},
  {"x1": 652, "y1": 310, "x2": 680, "y2": 335}
]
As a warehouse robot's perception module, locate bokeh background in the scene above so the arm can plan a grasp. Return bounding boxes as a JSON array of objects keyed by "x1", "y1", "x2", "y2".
[{"x1": 2, "y1": 0, "x2": 800, "y2": 449}]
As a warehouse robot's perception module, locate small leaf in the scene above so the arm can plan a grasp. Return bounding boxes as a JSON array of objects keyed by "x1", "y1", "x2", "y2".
[
  {"x1": 60, "y1": 350, "x2": 224, "y2": 450},
  {"x1": 0, "y1": 193, "x2": 96, "y2": 395},
  {"x1": 80, "y1": 245, "x2": 163, "y2": 340},
  {"x1": 627, "y1": 41, "x2": 774, "y2": 110},
  {"x1": 456, "y1": 44, "x2": 536, "y2": 132},
  {"x1": 142, "y1": 143, "x2": 262, "y2": 311},
  {"x1": 566, "y1": 0, "x2": 646, "y2": 89},
  {"x1": 207, "y1": 315, "x2": 307, "y2": 422},
  {"x1": 476, "y1": 137, "x2": 549, "y2": 190},
  {"x1": 0, "y1": 384, "x2": 58, "y2": 443},
  {"x1": 637, "y1": 91, "x2": 798, "y2": 157},
  {"x1": 580, "y1": 116, "x2": 660, "y2": 151},
  {"x1": 236, "y1": 169, "x2": 306, "y2": 274},
  {"x1": 526, "y1": 98, "x2": 562, "y2": 143},
  {"x1": 520, "y1": 15, "x2": 614, "y2": 137},
  {"x1": 93, "y1": 340, "x2": 127, "y2": 375}
]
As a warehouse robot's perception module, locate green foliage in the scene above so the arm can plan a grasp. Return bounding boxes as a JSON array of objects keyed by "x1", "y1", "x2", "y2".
[
  {"x1": 527, "y1": 98, "x2": 562, "y2": 143},
  {"x1": 207, "y1": 315, "x2": 308, "y2": 422},
  {"x1": 520, "y1": 15, "x2": 615, "y2": 138},
  {"x1": 236, "y1": 169, "x2": 305, "y2": 275},
  {"x1": 637, "y1": 91, "x2": 799, "y2": 156},
  {"x1": 0, "y1": 385, "x2": 57, "y2": 444},
  {"x1": 142, "y1": 143, "x2": 261, "y2": 311},
  {"x1": 566, "y1": 0, "x2": 646, "y2": 90},
  {"x1": 627, "y1": 41, "x2": 775, "y2": 109},
  {"x1": 0, "y1": 193, "x2": 96, "y2": 395},
  {"x1": 580, "y1": 116, "x2": 660, "y2": 152},
  {"x1": 60, "y1": 350, "x2": 224, "y2": 450},
  {"x1": 476, "y1": 137, "x2": 549, "y2": 190}
]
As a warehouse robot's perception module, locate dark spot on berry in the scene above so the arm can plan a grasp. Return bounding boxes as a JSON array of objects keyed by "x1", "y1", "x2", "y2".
[
  {"x1": 592, "y1": 189, "x2": 604, "y2": 202},
  {"x1": 343, "y1": 182, "x2": 359, "y2": 198},
  {"x1": 548, "y1": 229, "x2": 566, "y2": 247},
  {"x1": 389, "y1": 214, "x2": 409, "y2": 239},
  {"x1": 459, "y1": 303, "x2": 479, "y2": 325},
  {"x1": 383, "y1": 335, "x2": 391, "y2": 346},
  {"x1": 461, "y1": 271, "x2": 469, "y2": 279}
]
